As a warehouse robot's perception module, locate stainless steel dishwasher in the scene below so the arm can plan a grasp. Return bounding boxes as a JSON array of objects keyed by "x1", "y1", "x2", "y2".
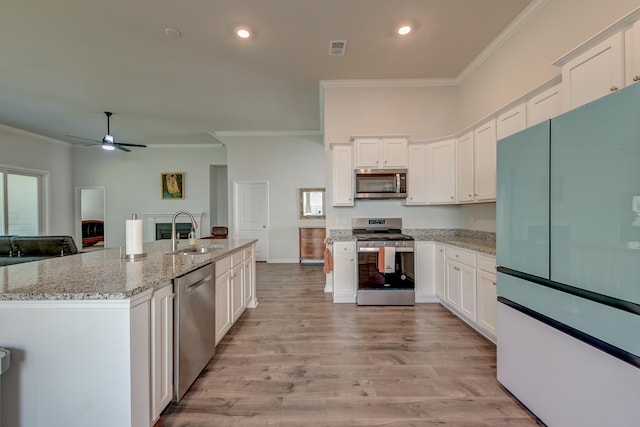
[{"x1": 174, "y1": 262, "x2": 215, "y2": 401}]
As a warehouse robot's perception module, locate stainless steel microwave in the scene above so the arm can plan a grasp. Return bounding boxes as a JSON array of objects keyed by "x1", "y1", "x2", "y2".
[{"x1": 354, "y1": 169, "x2": 407, "y2": 199}]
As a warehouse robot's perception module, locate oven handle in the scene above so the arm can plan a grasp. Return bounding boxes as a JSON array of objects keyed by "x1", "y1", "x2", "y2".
[{"x1": 357, "y1": 247, "x2": 414, "y2": 253}]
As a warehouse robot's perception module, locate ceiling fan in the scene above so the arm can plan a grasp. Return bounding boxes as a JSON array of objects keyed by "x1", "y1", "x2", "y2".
[{"x1": 67, "y1": 112, "x2": 147, "y2": 152}]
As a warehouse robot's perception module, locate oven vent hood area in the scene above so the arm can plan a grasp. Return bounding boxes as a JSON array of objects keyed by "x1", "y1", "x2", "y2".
[{"x1": 354, "y1": 169, "x2": 407, "y2": 199}]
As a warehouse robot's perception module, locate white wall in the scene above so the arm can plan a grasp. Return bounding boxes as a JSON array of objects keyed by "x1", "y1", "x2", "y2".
[
  {"x1": 458, "y1": 0, "x2": 640, "y2": 127},
  {"x1": 1, "y1": 125, "x2": 74, "y2": 235},
  {"x1": 72, "y1": 145, "x2": 227, "y2": 247},
  {"x1": 222, "y1": 134, "x2": 325, "y2": 262}
]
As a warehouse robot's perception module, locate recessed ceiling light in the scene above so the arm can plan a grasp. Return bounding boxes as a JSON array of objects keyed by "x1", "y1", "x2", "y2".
[
  {"x1": 235, "y1": 26, "x2": 251, "y2": 39},
  {"x1": 398, "y1": 25, "x2": 412, "y2": 36}
]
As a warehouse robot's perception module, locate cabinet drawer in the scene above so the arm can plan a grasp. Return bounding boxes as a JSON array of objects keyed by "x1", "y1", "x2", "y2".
[
  {"x1": 333, "y1": 242, "x2": 354, "y2": 254},
  {"x1": 244, "y1": 247, "x2": 253, "y2": 259},
  {"x1": 477, "y1": 254, "x2": 496, "y2": 273},
  {"x1": 215, "y1": 257, "x2": 231, "y2": 277},
  {"x1": 300, "y1": 228, "x2": 325, "y2": 238},
  {"x1": 231, "y1": 251, "x2": 244, "y2": 267},
  {"x1": 446, "y1": 247, "x2": 476, "y2": 266}
]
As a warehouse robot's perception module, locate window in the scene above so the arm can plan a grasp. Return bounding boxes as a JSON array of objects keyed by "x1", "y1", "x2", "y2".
[{"x1": 0, "y1": 166, "x2": 46, "y2": 235}]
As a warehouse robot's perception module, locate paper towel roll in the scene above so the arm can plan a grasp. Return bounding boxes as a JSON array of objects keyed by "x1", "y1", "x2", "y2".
[{"x1": 125, "y1": 218, "x2": 143, "y2": 255}]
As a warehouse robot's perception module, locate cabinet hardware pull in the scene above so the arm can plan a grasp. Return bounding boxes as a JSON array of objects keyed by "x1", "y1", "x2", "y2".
[
  {"x1": 634, "y1": 75, "x2": 640, "y2": 82},
  {"x1": 610, "y1": 85, "x2": 619, "y2": 91},
  {"x1": 492, "y1": 282, "x2": 496, "y2": 286}
]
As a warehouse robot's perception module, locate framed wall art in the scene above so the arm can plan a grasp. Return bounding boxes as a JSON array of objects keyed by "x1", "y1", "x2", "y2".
[{"x1": 161, "y1": 172, "x2": 184, "y2": 199}]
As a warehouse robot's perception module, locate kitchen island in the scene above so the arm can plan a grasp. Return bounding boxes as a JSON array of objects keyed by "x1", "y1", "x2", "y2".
[{"x1": 0, "y1": 238, "x2": 256, "y2": 427}]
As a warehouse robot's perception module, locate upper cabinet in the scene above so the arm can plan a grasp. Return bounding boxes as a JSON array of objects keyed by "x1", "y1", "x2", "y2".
[
  {"x1": 405, "y1": 143, "x2": 428, "y2": 205},
  {"x1": 527, "y1": 83, "x2": 563, "y2": 126},
  {"x1": 427, "y1": 139, "x2": 457, "y2": 204},
  {"x1": 496, "y1": 103, "x2": 527, "y2": 140},
  {"x1": 353, "y1": 137, "x2": 408, "y2": 169},
  {"x1": 456, "y1": 132, "x2": 474, "y2": 203},
  {"x1": 332, "y1": 143, "x2": 354, "y2": 206},
  {"x1": 625, "y1": 20, "x2": 640, "y2": 87},
  {"x1": 560, "y1": 32, "x2": 624, "y2": 111},
  {"x1": 473, "y1": 120, "x2": 497, "y2": 202}
]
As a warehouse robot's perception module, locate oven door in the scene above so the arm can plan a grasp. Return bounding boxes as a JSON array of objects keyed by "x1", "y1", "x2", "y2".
[{"x1": 357, "y1": 246, "x2": 415, "y2": 290}]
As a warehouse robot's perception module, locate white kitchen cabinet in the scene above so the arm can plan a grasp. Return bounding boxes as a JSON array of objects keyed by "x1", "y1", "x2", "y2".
[
  {"x1": 427, "y1": 139, "x2": 456, "y2": 204},
  {"x1": 527, "y1": 83, "x2": 563, "y2": 126},
  {"x1": 446, "y1": 247, "x2": 477, "y2": 322},
  {"x1": 476, "y1": 255, "x2": 497, "y2": 340},
  {"x1": 496, "y1": 103, "x2": 526, "y2": 140},
  {"x1": 243, "y1": 247, "x2": 254, "y2": 308},
  {"x1": 456, "y1": 132, "x2": 474, "y2": 203},
  {"x1": 445, "y1": 259, "x2": 461, "y2": 309},
  {"x1": 435, "y1": 244, "x2": 446, "y2": 300},
  {"x1": 151, "y1": 283, "x2": 173, "y2": 423},
  {"x1": 332, "y1": 143, "x2": 354, "y2": 206},
  {"x1": 560, "y1": 32, "x2": 624, "y2": 111},
  {"x1": 215, "y1": 257, "x2": 232, "y2": 345},
  {"x1": 332, "y1": 241, "x2": 356, "y2": 303},
  {"x1": 625, "y1": 21, "x2": 640, "y2": 87},
  {"x1": 405, "y1": 143, "x2": 428, "y2": 205},
  {"x1": 415, "y1": 241, "x2": 436, "y2": 302},
  {"x1": 473, "y1": 120, "x2": 497, "y2": 201},
  {"x1": 231, "y1": 253, "x2": 245, "y2": 322},
  {"x1": 353, "y1": 137, "x2": 408, "y2": 169}
]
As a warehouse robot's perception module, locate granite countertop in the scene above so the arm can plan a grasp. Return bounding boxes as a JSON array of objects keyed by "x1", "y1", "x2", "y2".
[
  {"x1": 0, "y1": 239, "x2": 256, "y2": 301},
  {"x1": 328, "y1": 228, "x2": 495, "y2": 256}
]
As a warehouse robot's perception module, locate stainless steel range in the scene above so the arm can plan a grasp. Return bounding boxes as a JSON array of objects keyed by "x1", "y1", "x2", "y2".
[{"x1": 352, "y1": 218, "x2": 415, "y2": 305}]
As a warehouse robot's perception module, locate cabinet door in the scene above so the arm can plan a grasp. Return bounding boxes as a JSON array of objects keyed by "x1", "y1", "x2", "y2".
[
  {"x1": 626, "y1": 22, "x2": 640, "y2": 87},
  {"x1": 332, "y1": 242, "x2": 356, "y2": 303},
  {"x1": 445, "y1": 259, "x2": 460, "y2": 309},
  {"x1": 215, "y1": 270, "x2": 232, "y2": 345},
  {"x1": 435, "y1": 244, "x2": 446, "y2": 300},
  {"x1": 354, "y1": 138, "x2": 381, "y2": 168},
  {"x1": 474, "y1": 120, "x2": 497, "y2": 201},
  {"x1": 244, "y1": 256, "x2": 253, "y2": 307},
  {"x1": 231, "y1": 263, "x2": 244, "y2": 322},
  {"x1": 151, "y1": 284, "x2": 174, "y2": 421},
  {"x1": 382, "y1": 138, "x2": 408, "y2": 168},
  {"x1": 456, "y1": 132, "x2": 474, "y2": 202},
  {"x1": 427, "y1": 139, "x2": 456, "y2": 204},
  {"x1": 405, "y1": 143, "x2": 427, "y2": 204},
  {"x1": 476, "y1": 270, "x2": 497, "y2": 338},
  {"x1": 458, "y1": 262, "x2": 477, "y2": 322},
  {"x1": 527, "y1": 83, "x2": 563, "y2": 126},
  {"x1": 332, "y1": 144, "x2": 354, "y2": 206},
  {"x1": 415, "y1": 241, "x2": 435, "y2": 302},
  {"x1": 497, "y1": 104, "x2": 527, "y2": 140},
  {"x1": 496, "y1": 120, "x2": 550, "y2": 279},
  {"x1": 562, "y1": 32, "x2": 624, "y2": 110}
]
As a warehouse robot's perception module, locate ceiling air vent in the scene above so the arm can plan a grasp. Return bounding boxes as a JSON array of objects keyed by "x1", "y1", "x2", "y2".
[{"x1": 329, "y1": 40, "x2": 347, "y2": 56}]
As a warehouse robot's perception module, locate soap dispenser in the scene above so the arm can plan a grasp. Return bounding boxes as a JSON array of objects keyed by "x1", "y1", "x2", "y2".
[{"x1": 188, "y1": 228, "x2": 196, "y2": 246}]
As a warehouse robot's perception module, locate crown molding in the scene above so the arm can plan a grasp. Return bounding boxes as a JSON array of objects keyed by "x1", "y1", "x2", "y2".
[
  {"x1": 0, "y1": 123, "x2": 72, "y2": 148},
  {"x1": 320, "y1": 78, "x2": 457, "y2": 89},
  {"x1": 211, "y1": 130, "x2": 322, "y2": 138},
  {"x1": 457, "y1": 0, "x2": 552, "y2": 83}
]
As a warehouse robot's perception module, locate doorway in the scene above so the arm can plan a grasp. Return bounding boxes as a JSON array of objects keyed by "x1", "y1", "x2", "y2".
[
  {"x1": 233, "y1": 181, "x2": 269, "y2": 261},
  {"x1": 75, "y1": 187, "x2": 106, "y2": 250}
]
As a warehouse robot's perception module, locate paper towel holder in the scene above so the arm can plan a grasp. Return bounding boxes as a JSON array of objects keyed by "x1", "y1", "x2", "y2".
[{"x1": 122, "y1": 213, "x2": 148, "y2": 260}]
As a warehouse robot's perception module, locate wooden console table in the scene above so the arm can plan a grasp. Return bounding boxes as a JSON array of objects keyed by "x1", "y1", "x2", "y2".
[{"x1": 299, "y1": 227, "x2": 326, "y2": 263}]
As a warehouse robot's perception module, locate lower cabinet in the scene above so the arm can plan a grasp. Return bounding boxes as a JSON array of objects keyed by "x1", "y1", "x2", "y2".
[
  {"x1": 243, "y1": 247, "x2": 254, "y2": 307},
  {"x1": 151, "y1": 283, "x2": 174, "y2": 423},
  {"x1": 215, "y1": 257, "x2": 232, "y2": 345},
  {"x1": 415, "y1": 242, "x2": 436, "y2": 302},
  {"x1": 332, "y1": 242, "x2": 356, "y2": 303},
  {"x1": 439, "y1": 245, "x2": 496, "y2": 343},
  {"x1": 476, "y1": 255, "x2": 497, "y2": 340},
  {"x1": 231, "y1": 253, "x2": 245, "y2": 322}
]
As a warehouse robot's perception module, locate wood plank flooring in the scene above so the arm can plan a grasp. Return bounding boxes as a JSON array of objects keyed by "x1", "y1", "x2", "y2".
[{"x1": 157, "y1": 263, "x2": 542, "y2": 426}]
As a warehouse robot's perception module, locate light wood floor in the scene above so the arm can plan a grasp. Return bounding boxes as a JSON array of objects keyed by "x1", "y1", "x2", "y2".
[{"x1": 157, "y1": 263, "x2": 542, "y2": 426}]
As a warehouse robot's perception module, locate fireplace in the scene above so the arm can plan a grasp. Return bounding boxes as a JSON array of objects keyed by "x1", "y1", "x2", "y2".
[{"x1": 155, "y1": 223, "x2": 194, "y2": 240}]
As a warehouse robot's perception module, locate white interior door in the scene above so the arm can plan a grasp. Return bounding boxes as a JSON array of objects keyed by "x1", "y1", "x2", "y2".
[{"x1": 234, "y1": 181, "x2": 269, "y2": 261}]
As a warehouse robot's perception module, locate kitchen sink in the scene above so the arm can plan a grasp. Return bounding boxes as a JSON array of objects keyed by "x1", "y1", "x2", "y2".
[{"x1": 169, "y1": 244, "x2": 225, "y2": 255}]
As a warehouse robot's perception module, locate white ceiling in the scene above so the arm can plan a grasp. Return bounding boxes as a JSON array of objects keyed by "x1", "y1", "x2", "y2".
[{"x1": 0, "y1": 0, "x2": 533, "y2": 147}]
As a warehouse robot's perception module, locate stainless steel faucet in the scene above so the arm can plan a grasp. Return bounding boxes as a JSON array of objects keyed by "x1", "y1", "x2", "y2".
[{"x1": 171, "y1": 211, "x2": 198, "y2": 253}]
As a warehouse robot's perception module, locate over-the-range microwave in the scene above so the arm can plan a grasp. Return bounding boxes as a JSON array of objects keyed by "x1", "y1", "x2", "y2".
[{"x1": 354, "y1": 169, "x2": 407, "y2": 199}]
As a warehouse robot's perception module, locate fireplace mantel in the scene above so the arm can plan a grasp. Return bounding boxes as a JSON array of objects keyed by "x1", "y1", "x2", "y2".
[{"x1": 141, "y1": 212, "x2": 205, "y2": 241}]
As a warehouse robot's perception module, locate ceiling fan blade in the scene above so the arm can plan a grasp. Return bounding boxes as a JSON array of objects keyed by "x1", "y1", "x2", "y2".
[
  {"x1": 66, "y1": 135, "x2": 101, "y2": 143},
  {"x1": 114, "y1": 144, "x2": 131, "y2": 152},
  {"x1": 115, "y1": 142, "x2": 147, "y2": 148}
]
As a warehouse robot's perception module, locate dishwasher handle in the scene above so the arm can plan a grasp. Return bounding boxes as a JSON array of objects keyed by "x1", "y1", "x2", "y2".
[{"x1": 186, "y1": 273, "x2": 214, "y2": 293}]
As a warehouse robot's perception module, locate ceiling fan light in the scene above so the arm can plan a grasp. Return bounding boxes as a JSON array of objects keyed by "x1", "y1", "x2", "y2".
[{"x1": 102, "y1": 144, "x2": 115, "y2": 151}]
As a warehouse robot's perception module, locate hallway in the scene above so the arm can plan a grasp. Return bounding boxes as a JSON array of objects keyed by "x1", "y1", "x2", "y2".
[{"x1": 157, "y1": 263, "x2": 540, "y2": 426}]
